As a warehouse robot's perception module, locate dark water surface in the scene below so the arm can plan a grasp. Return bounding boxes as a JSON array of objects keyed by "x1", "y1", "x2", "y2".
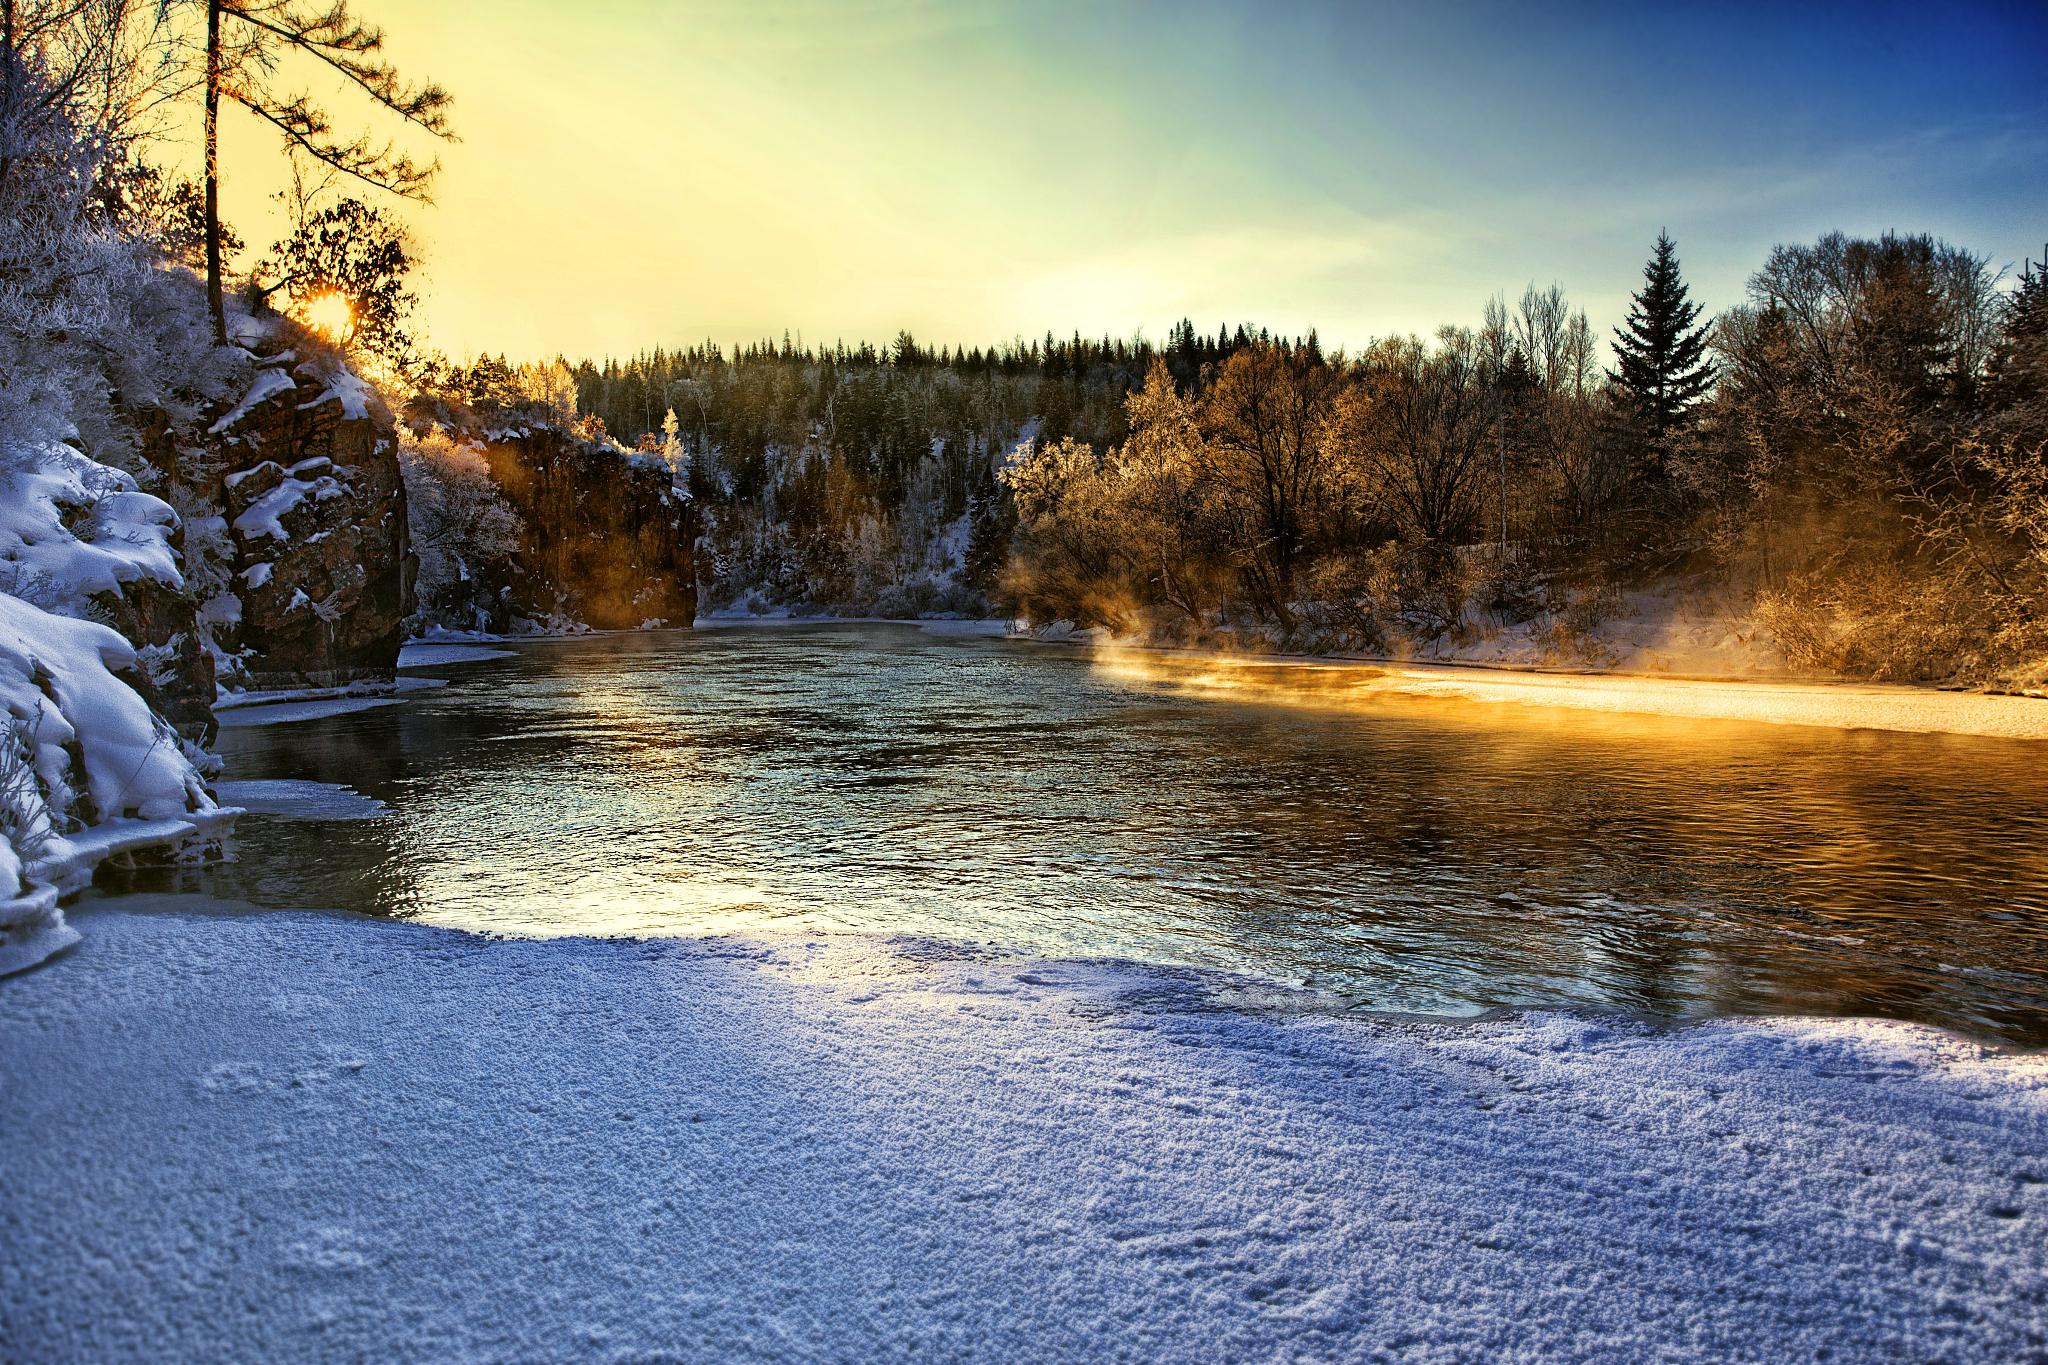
[{"x1": 111, "y1": 625, "x2": 2048, "y2": 1042}]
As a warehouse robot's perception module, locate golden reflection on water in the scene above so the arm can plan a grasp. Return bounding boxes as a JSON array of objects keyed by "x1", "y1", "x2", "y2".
[
  {"x1": 1086, "y1": 643, "x2": 2048, "y2": 739},
  {"x1": 132, "y1": 626, "x2": 2048, "y2": 1044},
  {"x1": 1090, "y1": 645, "x2": 2048, "y2": 920}
]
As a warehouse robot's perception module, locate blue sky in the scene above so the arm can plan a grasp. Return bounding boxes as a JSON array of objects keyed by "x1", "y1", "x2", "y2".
[{"x1": 272, "y1": 0, "x2": 2048, "y2": 358}]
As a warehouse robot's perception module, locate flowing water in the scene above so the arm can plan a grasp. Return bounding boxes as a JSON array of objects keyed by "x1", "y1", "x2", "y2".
[{"x1": 112, "y1": 624, "x2": 2048, "y2": 1042}]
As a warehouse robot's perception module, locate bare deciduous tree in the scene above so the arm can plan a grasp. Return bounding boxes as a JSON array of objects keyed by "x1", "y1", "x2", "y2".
[
  {"x1": 1198, "y1": 342, "x2": 1345, "y2": 624},
  {"x1": 1336, "y1": 330, "x2": 1496, "y2": 547}
]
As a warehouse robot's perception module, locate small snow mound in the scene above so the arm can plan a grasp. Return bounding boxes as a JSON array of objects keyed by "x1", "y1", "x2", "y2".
[
  {"x1": 0, "y1": 442, "x2": 182, "y2": 611},
  {"x1": 0, "y1": 884, "x2": 76, "y2": 974}
]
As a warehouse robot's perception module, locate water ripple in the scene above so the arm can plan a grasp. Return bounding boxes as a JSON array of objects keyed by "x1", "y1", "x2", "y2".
[{"x1": 103, "y1": 624, "x2": 2048, "y2": 1044}]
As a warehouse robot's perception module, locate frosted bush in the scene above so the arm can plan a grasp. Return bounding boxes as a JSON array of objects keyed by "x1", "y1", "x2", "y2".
[{"x1": 400, "y1": 429, "x2": 525, "y2": 632}]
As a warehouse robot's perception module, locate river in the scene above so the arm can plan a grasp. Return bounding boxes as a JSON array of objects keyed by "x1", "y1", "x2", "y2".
[{"x1": 111, "y1": 623, "x2": 2048, "y2": 1043}]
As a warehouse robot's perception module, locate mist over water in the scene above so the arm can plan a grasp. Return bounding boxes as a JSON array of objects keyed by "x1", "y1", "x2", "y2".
[{"x1": 120, "y1": 625, "x2": 2048, "y2": 1043}]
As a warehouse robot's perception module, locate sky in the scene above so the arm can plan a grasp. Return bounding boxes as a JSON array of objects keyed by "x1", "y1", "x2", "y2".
[{"x1": 196, "y1": 0, "x2": 2048, "y2": 363}]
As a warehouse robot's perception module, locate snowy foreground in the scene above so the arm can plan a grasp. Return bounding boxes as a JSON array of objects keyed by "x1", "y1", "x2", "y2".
[{"x1": 5, "y1": 902, "x2": 2046, "y2": 1362}]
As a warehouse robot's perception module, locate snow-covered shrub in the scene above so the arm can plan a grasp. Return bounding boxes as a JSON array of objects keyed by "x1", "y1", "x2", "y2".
[
  {"x1": 0, "y1": 7, "x2": 245, "y2": 477},
  {"x1": 1754, "y1": 559, "x2": 1995, "y2": 683},
  {"x1": 1291, "y1": 539, "x2": 1470, "y2": 653},
  {"x1": 1533, "y1": 581, "x2": 1627, "y2": 668},
  {"x1": 0, "y1": 714, "x2": 56, "y2": 866}
]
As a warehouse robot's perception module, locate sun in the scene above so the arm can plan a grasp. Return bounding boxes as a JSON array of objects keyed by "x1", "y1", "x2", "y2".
[{"x1": 301, "y1": 291, "x2": 355, "y2": 343}]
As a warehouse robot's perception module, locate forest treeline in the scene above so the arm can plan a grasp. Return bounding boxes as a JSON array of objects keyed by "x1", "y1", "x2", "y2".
[
  {"x1": 548, "y1": 322, "x2": 1310, "y2": 618},
  {"x1": 535, "y1": 232, "x2": 2047, "y2": 684}
]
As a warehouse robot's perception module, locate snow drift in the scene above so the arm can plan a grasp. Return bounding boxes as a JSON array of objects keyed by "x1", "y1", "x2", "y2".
[{"x1": 3, "y1": 902, "x2": 2043, "y2": 1361}]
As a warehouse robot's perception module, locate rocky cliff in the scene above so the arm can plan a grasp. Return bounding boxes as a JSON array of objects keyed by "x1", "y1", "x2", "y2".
[
  {"x1": 480, "y1": 427, "x2": 696, "y2": 630},
  {"x1": 200, "y1": 346, "x2": 412, "y2": 691},
  {"x1": 404, "y1": 402, "x2": 696, "y2": 633},
  {"x1": 1, "y1": 245, "x2": 410, "y2": 959}
]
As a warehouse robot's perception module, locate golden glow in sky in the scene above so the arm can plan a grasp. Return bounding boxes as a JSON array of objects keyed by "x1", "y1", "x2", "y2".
[{"x1": 190, "y1": 0, "x2": 2046, "y2": 364}]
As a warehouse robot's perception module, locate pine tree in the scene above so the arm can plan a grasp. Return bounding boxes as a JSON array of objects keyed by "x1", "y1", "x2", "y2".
[
  {"x1": 1610, "y1": 231, "x2": 1714, "y2": 452},
  {"x1": 1984, "y1": 255, "x2": 2048, "y2": 420},
  {"x1": 199, "y1": 1, "x2": 454, "y2": 343}
]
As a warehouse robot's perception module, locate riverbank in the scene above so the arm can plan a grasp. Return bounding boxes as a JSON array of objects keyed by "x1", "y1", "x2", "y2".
[{"x1": 4, "y1": 899, "x2": 2044, "y2": 1361}]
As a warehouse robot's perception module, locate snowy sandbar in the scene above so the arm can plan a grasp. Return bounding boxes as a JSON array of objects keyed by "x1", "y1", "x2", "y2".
[
  {"x1": 397, "y1": 643, "x2": 518, "y2": 667},
  {"x1": 216, "y1": 696, "x2": 404, "y2": 728}
]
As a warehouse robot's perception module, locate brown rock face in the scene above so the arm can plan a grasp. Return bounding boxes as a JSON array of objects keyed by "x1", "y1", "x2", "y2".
[
  {"x1": 210, "y1": 353, "x2": 412, "y2": 690},
  {"x1": 76, "y1": 406, "x2": 217, "y2": 738},
  {"x1": 91, "y1": 575, "x2": 217, "y2": 742},
  {"x1": 477, "y1": 428, "x2": 697, "y2": 630}
]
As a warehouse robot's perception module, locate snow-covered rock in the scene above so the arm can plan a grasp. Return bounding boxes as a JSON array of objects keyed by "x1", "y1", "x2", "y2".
[
  {"x1": 0, "y1": 439, "x2": 216, "y2": 738},
  {"x1": 0, "y1": 437, "x2": 227, "y2": 968},
  {"x1": 0, "y1": 442, "x2": 180, "y2": 612},
  {"x1": 205, "y1": 340, "x2": 411, "y2": 691},
  {"x1": 0, "y1": 595, "x2": 219, "y2": 971}
]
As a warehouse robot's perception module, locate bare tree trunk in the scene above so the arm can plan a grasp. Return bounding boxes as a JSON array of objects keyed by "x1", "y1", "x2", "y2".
[
  {"x1": 0, "y1": 0, "x2": 16, "y2": 195},
  {"x1": 204, "y1": 0, "x2": 225, "y2": 343}
]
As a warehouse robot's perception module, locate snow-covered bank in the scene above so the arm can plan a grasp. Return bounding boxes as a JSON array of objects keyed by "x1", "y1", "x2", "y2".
[
  {"x1": 1364, "y1": 661, "x2": 2048, "y2": 737},
  {"x1": 1410, "y1": 584, "x2": 1793, "y2": 677},
  {"x1": 396, "y1": 641, "x2": 517, "y2": 667},
  {"x1": 5, "y1": 901, "x2": 2043, "y2": 1361},
  {"x1": 698, "y1": 610, "x2": 1015, "y2": 638},
  {"x1": 1089, "y1": 645, "x2": 2048, "y2": 739}
]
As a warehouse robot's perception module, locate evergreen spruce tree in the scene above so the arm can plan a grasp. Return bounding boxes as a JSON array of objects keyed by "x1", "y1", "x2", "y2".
[
  {"x1": 1986, "y1": 255, "x2": 2047, "y2": 415},
  {"x1": 1610, "y1": 231, "x2": 1715, "y2": 452}
]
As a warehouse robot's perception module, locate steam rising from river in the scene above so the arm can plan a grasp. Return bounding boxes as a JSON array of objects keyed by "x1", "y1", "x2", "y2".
[{"x1": 1085, "y1": 642, "x2": 2048, "y2": 740}]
